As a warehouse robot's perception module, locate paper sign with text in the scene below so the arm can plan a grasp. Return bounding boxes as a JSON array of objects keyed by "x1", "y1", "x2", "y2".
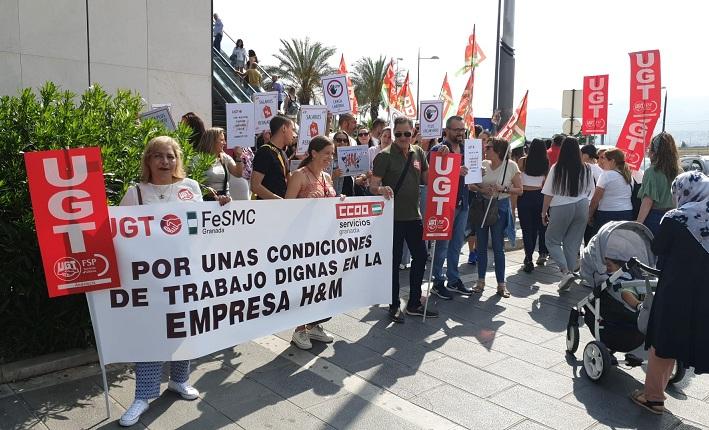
[
  {"x1": 24, "y1": 148, "x2": 120, "y2": 297},
  {"x1": 86, "y1": 197, "x2": 392, "y2": 363},
  {"x1": 253, "y1": 92, "x2": 279, "y2": 133},
  {"x1": 464, "y1": 139, "x2": 483, "y2": 184},
  {"x1": 321, "y1": 74, "x2": 351, "y2": 114},
  {"x1": 335, "y1": 145, "x2": 369, "y2": 177},
  {"x1": 297, "y1": 105, "x2": 328, "y2": 154},
  {"x1": 140, "y1": 106, "x2": 176, "y2": 131},
  {"x1": 419, "y1": 100, "x2": 444, "y2": 139},
  {"x1": 423, "y1": 152, "x2": 461, "y2": 240},
  {"x1": 226, "y1": 103, "x2": 255, "y2": 148}
]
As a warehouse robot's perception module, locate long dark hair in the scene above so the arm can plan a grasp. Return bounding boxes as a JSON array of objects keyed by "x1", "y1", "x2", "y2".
[
  {"x1": 650, "y1": 132, "x2": 680, "y2": 182},
  {"x1": 180, "y1": 112, "x2": 205, "y2": 149},
  {"x1": 524, "y1": 138, "x2": 549, "y2": 176},
  {"x1": 552, "y1": 137, "x2": 590, "y2": 196},
  {"x1": 299, "y1": 136, "x2": 334, "y2": 169}
]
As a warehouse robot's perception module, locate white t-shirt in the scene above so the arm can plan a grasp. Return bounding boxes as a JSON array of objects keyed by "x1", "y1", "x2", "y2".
[
  {"x1": 368, "y1": 145, "x2": 382, "y2": 170},
  {"x1": 542, "y1": 163, "x2": 594, "y2": 206},
  {"x1": 120, "y1": 178, "x2": 203, "y2": 206},
  {"x1": 481, "y1": 159, "x2": 520, "y2": 199},
  {"x1": 589, "y1": 163, "x2": 603, "y2": 183},
  {"x1": 203, "y1": 154, "x2": 237, "y2": 193},
  {"x1": 597, "y1": 170, "x2": 633, "y2": 211}
]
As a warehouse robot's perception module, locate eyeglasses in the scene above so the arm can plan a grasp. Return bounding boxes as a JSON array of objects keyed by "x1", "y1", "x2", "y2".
[
  {"x1": 358, "y1": 132, "x2": 369, "y2": 136},
  {"x1": 334, "y1": 138, "x2": 349, "y2": 144},
  {"x1": 394, "y1": 131, "x2": 413, "y2": 138}
]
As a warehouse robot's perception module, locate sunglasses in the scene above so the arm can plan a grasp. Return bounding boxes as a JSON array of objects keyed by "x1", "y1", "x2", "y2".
[
  {"x1": 334, "y1": 138, "x2": 349, "y2": 144},
  {"x1": 358, "y1": 132, "x2": 369, "y2": 136},
  {"x1": 394, "y1": 131, "x2": 413, "y2": 138}
]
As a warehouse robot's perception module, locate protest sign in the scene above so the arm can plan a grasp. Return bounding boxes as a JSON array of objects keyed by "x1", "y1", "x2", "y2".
[
  {"x1": 616, "y1": 50, "x2": 661, "y2": 170},
  {"x1": 419, "y1": 100, "x2": 444, "y2": 139},
  {"x1": 140, "y1": 106, "x2": 176, "y2": 131},
  {"x1": 582, "y1": 75, "x2": 609, "y2": 135},
  {"x1": 225, "y1": 103, "x2": 255, "y2": 148},
  {"x1": 253, "y1": 92, "x2": 279, "y2": 133},
  {"x1": 24, "y1": 148, "x2": 120, "y2": 297},
  {"x1": 423, "y1": 153, "x2": 461, "y2": 240},
  {"x1": 335, "y1": 145, "x2": 369, "y2": 177},
  {"x1": 321, "y1": 74, "x2": 351, "y2": 114},
  {"x1": 464, "y1": 139, "x2": 483, "y2": 184},
  {"x1": 297, "y1": 105, "x2": 328, "y2": 155},
  {"x1": 86, "y1": 197, "x2": 392, "y2": 363}
]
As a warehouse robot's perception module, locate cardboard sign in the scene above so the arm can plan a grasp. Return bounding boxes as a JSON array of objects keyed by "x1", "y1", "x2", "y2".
[
  {"x1": 86, "y1": 197, "x2": 392, "y2": 363},
  {"x1": 423, "y1": 152, "x2": 461, "y2": 240},
  {"x1": 335, "y1": 145, "x2": 369, "y2": 177},
  {"x1": 582, "y1": 75, "x2": 609, "y2": 135},
  {"x1": 24, "y1": 148, "x2": 120, "y2": 297},
  {"x1": 253, "y1": 91, "x2": 279, "y2": 133},
  {"x1": 139, "y1": 106, "x2": 176, "y2": 131},
  {"x1": 225, "y1": 103, "x2": 255, "y2": 148},
  {"x1": 321, "y1": 74, "x2": 351, "y2": 114},
  {"x1": 297, "y1": 105, "x2": 328, "y2": 155},
  {"x1": 419, "y1": 100, "x2": 444, "y2": 139},
  {"x1": 464, "y1": 139, "x2": 483, "y2": 184},
  {"x1": 616, "y1": 50, "x2": 661, "y2": 170}
]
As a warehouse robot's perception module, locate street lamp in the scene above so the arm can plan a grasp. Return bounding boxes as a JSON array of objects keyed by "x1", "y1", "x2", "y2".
[
  {"x1": 661, "y1": 86, "x2": 668, "y2": 132},
  {"x1": 394, "y1": 57, "x2": 403, "y2": 94},
  {"x1": 416, "y1": 48, "x2": 439, "y2": 120}
]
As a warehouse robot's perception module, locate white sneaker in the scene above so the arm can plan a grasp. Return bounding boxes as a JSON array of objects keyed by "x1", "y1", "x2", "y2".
[
  {"x1": 557, "y1": 272, "x2": 576, "y2": 292},
  {"x1": 292, "y1": 329, "x2": 312, "y2": 349},
  {"x1": 119, "y1": 399, "x2": 149, "y2": 427},
  {"x1": 167, "y1": 380, "x2": 199, "y2": 400},
  {"x1": 308, "y1": 325, "x2": 334, "y2": 343}
]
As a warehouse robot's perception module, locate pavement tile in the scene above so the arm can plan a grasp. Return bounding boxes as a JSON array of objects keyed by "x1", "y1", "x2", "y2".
[
  {"x1": 668, "y1": 369, "x2": 709, "y2": 402},
  {"x1": 0, "y1": 395, "x2": 49, "y2": 430},
  {"x1": 419, "y1": 356, "x2": 515, "y2": 398},
  {"x1": 213, "y1": 341, "x2": 294, "y2": 376},
  {"x1": 305, "y1": 393, "x2": 426, "y2": 430},
  {"x1": 487, "y1": 335, "x2": 568, "y2": 369},
  {"x1": 485, "y1": 357, "x2": 583, "y2": 399},
  {"x1": 489, "y1": 385, "x2": 597, "y2": 430},
  {"x1": 508, "y1": 420, "x2": 553, "y2": 430},
  {"x1": 423, "y1": 335, "x2": 507, "y2": 369},
  {"x1": 353, "y1": 357, "x2": 445, "y2": 400},
  {"x1": 410, "y1": 384, "x2": 524, "y2": 430}
]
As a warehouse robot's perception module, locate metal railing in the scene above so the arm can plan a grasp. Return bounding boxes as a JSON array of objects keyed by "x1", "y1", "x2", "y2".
[{"x1": 218, "y1": 29, "x2": 273, "y2": 83}]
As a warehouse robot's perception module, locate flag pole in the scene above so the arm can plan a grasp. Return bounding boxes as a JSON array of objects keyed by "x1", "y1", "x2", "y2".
[
  {"x1": 422, "y1": 241, "x2": 437, "y2": 322},
  {"x1": 479, "y1": 140, "x2": 512, "y2": 228}
]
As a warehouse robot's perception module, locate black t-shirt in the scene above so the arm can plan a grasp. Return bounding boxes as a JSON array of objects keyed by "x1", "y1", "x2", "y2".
[{"x1": 252, "y1": 143, "x2": 288, "y2": 198}]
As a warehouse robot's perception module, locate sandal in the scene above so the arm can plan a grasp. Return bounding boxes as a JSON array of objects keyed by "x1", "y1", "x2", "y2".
[
  {"x1": 630, "y1": 389, "x2": 664, "y2": 415},
  {"x1": 496, "y1": 285, "x2": 511, "y2": 298},
  {"x1": 472, "y1": 281, "x2": 485, "y2": 294}
]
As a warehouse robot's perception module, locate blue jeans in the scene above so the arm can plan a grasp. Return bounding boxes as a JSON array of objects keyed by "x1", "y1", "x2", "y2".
[
  {"x1": 432, "y1": 205, "x2": 470, "y2": 283},
  {"x1": 643, "y1": 209, "x2": 667, "y2": 238},
  {"x1": 595, "y1": 209, "x2": 633, "y2": 231},
  {"x1": 517, "y1": 190, "x2": 548, "y2": 262},
  {"x1": 476, "y1": 198, "x2": 510, "y2": 284}
]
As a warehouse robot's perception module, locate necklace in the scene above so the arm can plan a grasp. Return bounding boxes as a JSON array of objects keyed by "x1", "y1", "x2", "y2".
[{"x1": 150, "y1": 182, "x2": 175, "y2": 200}]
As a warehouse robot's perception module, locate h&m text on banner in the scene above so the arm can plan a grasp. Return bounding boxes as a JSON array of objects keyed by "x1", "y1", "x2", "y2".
[{"x1": 86, "y1": 197, "x2": 392, "y2": 364}]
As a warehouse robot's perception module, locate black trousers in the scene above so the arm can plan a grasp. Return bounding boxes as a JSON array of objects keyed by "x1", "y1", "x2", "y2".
[
  {"x1": 392, "y1": 220, "x2": 427, "y2": 310},
  {"x1": 213, "y1": 33, "x2": 222, "y2": 51}
]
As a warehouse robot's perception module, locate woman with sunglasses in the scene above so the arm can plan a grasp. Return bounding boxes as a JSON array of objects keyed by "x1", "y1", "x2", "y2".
[
  {"x1": 356, "y1": 128, "x2": 372, "y2": 147},
  {"x1": 331, "y1": 130, "x2": 355, "y2": 196},
  {"x1": 469, "y1": 138, "x2": 523, "y2": 297},
  {"x1": 285, "y1": 135, "x2": 337, "y2": 349}
]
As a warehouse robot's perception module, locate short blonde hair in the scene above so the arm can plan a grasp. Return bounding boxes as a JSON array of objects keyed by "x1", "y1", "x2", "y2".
[
  {"x1": 140, "y1": 136, "x2": 186, "y2": 183},
  {"x1": 197, "y1": 127, "x2": 225, "y2": 155}
]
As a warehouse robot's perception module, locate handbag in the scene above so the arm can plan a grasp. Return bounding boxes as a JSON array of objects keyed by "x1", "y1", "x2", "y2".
[{"x1": 468, "y1": 193, "x2": 498, "y2": 227}]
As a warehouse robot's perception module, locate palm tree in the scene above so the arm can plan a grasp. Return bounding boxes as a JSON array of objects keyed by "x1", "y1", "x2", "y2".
[
  {"x1": 266, "y1": 38, "x2": 336, "y2": 105},
  {"x1": 351, "y1": 56, "x2": 387, "y2": 121}
]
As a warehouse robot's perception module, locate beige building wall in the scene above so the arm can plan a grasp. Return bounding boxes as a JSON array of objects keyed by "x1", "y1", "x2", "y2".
[{"x1": 0, "y1": 0, "x2": 212, "y2": 124}]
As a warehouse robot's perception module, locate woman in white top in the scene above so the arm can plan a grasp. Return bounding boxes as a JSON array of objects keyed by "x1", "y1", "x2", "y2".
[
  {"x1": 468, "y1": 138, "x2": 523, "y2": 297},
  {"x1": 197, "y1": 127, "x2": 242, "y2": 203},
  {"x1": 588, "y1": 148, "x2": 634, "y2": 230},
  {"x1": 541, "y1": 137, "x2": 595, "y2": 292},
  {"x1": 516, "y1": 139, "x2": 550, "y2": 273}
]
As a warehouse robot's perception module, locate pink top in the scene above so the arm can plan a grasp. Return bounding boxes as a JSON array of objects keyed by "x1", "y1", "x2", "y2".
[{"x1": 297, "y1": 166, "x2": 336, "y2": 198}]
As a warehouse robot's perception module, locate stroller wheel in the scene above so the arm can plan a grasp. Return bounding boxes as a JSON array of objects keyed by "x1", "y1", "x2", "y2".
[
  {"x1": 566, "y1": 324, "x2": 579, "y2": 354},
  {"x1": 668, "y1": 360, "x2": 687, "y2": 386},
  {"x1": 583, "y1": 341, "x2": 611, "y2": 382}
]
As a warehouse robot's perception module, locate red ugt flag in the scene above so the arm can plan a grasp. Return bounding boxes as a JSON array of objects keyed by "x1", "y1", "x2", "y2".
[
  {"x1": 582, "y1": 75, "x2": 609, "y2": 135},
  {"x1": 339, "y1": 55, "x2": 358, "y2": 115},
  {"x1": 423, "y1": 152, "x2": 461, "y2": 240}
]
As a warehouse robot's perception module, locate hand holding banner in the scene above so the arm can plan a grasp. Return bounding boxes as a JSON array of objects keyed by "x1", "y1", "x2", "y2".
[
  {"x1": 253, "y1": 92, "x2": 279, "y2": 133},
  {"x1": 419, "y1": 100, "x2": 444, "y2": 139},
  {"x1": 226, "y1": 103, "x2": 255, "y2": 148},
  {"x1": 423, "y1": 152, "x2": 461, "y2": 240},
  {"x1": 321, "y1": 74, "x2": 351, "y2": 114},
  {"x1": 335, "y1": 146, "x2": 369, "y2": 177},
  {"x1": 464, "y1": 139, "x2": 483, "y2": 184},
  {"x1": 297, "y1": 105, "x2": 328, "y2": 154}
]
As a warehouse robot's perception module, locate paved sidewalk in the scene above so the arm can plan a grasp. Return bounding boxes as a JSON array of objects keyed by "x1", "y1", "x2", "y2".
[{"x1": 2, "y1": 247, "x2": 708, "y2": 430}]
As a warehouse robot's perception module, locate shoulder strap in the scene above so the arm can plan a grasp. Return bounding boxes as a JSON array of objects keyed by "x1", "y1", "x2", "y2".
[
  {"x1": 265, "y1": 143, "x2": 288, "y2": 177},
  {"x1": 219, "y1": 156, "x2": 228, "y2": 193},
  {"x1": 135, "y1": 184, "x2": 143, "y2": 205},
  {"x1": 393, "y1": 151, "x2": 413, "y2": 195}
]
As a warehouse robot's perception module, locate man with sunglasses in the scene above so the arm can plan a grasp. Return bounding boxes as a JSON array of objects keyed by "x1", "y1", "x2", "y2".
[
  {"x1": 370, "y1": 117, "x2": 438, "y2": 322},
  {"x1": 428, "y1": 116, "x2": 473, "y2": 299}
]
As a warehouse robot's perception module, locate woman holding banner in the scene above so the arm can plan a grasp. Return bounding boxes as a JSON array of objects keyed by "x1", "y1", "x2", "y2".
[
  {"x1": 118, "y1": 136, "x2": 227, "y2": 427},
  {"x1": 331, "y1": 130, "x2": 355, "y2": 196},
  {"x1": 285, "y1": 135, "x2": 337, "y2": 349}
]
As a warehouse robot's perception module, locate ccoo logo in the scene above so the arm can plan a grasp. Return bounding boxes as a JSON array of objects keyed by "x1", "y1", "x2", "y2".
[{"x1": 160, "y1": 214, "x2": 182, "y2": 235}]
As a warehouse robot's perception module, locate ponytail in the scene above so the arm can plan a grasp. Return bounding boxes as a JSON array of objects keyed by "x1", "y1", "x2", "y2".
[{"x1": 604, "y1": 148, "x2": 631, "y2": 184}]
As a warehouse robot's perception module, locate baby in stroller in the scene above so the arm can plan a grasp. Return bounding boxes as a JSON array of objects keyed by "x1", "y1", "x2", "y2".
[{"x1": 604, "y1": 257, "x2": 642, "y2": 312}]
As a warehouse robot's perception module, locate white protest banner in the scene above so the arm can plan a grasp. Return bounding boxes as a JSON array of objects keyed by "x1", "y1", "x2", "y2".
[
  {"x1": 335, "y1": 145, "x2": 369, "y2": 177},
  {"x1": 297, "y1": 105, "x2": 328, "y2": 155},
  {"x1": 321, "y1": 74, "x2": 351, "y2": 114},
  {"x1": 419, "y1": 100, "x2": 444, "y2": 139},
  {"x1": 140, "y1": 106, "x2": 176, "y2": 131},
  {"x1": 225, "y1": 103, "x2": 255, "y2": 149},
  {"x1": 464, "y1": 139, "x2": 483, "y2": 184},
  {"x1": 86, "y1": 197, "x2": 392, "y2": 364},
  {"x1": 253, "y1": 92, "x2": 278, "y2": 133}
]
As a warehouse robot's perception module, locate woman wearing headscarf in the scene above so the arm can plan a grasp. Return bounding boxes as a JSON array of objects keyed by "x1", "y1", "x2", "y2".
[{"x1": 631, "y1": 171, "x2": 709, "y2": 414}]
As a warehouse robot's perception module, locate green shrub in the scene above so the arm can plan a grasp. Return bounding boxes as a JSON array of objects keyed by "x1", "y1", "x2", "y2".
[{"x1": 0, "y1": 83, "x2": 212, "y2": 364}]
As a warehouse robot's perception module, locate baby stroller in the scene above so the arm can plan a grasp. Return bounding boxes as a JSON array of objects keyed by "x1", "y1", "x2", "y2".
[{"x1": 565, "y1": 221, "x2": 686, "y2": 384}]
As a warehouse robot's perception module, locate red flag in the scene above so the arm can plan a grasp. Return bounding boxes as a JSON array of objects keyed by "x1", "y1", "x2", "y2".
[
  {"x1": 381, "y1": 59, "x2": 397, "y2": 107},
  {"x1": 439, "y1": 73, "x2": 454, "y2": 119},
  {"x1": 423, "y1": 152, "x2": 461, "y2": 240},
  {"x1": 456, "y1": 71, "x2": 475, "y2": 130},
  {"x1": 339, "y1": 54, "x2": 358, "y2": 115},
  {"x1": 497, "y1": 90, "x2": 529, "y2": 149},
  {"x1": 398, "y1": 72, "x2": 417, "y2": 119},
  {"x1": 464, "y1": 30, "x2": 486, "y2": 71},
  {"x1": 616, "y1": 50, "x2": 661, "y2": 170},
  {"x1": 582, "y1": 75, "x2": 609, "y2": 135}
]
